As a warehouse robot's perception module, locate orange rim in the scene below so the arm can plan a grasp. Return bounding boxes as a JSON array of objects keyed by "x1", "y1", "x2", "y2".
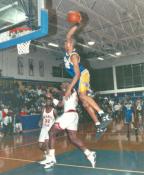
[{"x1": 10, "y1": 27, "x2": 32, "y2": 33}]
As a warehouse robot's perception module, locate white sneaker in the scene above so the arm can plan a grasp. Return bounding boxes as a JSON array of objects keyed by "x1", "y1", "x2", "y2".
[
  {"x1": 44, "y1": 161, "x2": 56, "y2": 169},
  {"x1": 50, "y1": 156, "x2": 56, "y2": 164},
  {"x1": 102, "y1": 114, "x2": 112, "y2": 121},
  {"x1": 39, "y1": 158, "x2": 50, "y2": 165},
  {"x1": 87, "y1": 151, "x2": 96, "y2": 168},
  {"x1": 39, "y1": 155, "x2": 56, "y2": 165},
  {"x1": 97, "y1": 127, "x2": 107, "y2": 133}
]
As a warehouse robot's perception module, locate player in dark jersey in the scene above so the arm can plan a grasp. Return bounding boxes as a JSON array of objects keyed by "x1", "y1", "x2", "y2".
[{"x1": 64, "y1": 23, "x2": 111, "y2": 131}]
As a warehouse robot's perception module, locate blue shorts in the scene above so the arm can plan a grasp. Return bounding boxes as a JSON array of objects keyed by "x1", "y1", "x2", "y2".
[{"x1": 125, "y1": 114, "x2": 132, "y2": 123}]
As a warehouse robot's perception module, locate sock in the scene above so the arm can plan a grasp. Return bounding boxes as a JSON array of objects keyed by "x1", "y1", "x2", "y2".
[
  {"x1": 84, "y1": 149, "x2": 91, "y2": 157},
  {"x1": 49, "y1": 149, "x2": 56, "y2": 163},
  {"x1": 49, "y1": 149, "x2": 55, "y2": 157},
  {"x1": 95, "y1": 121, "x2": 100, "y2": 126},
  {"x1": 98, "y1": 110, "x2": 104, "y2": 115}
]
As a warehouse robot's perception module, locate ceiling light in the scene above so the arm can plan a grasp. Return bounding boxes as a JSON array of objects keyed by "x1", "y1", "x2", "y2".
[
  {"x1": 97, "y1": 57, "x2": 104, "y2": 61},
  {"x1": 78, "y1": 43, "x2": 90, "y2": 48},
  {"x1": 115, "y1": 52, "x2": 122, "y2": 56},
  {"x1": 108, "y1": 53, "x2": 117, "y2": 57},
  {"x1": 88, "y1": 41, "x2": 95, "y2": 46},
  {"x1": 48, "y1": 42, "x2": 59, "y2": 47}
]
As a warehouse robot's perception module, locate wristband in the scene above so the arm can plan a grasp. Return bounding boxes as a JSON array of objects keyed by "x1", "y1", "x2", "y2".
[{"x1": 53, "y1": 99, "x2": 59, "y2": 106}]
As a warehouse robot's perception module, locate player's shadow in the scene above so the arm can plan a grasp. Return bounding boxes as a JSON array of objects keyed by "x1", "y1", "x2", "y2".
[
  {"x1": 45, "y1": 0, "x2": 57, "y2": 36},
  {"x1": 76, "y1": 11, "x2": 89, "y2": 34}
]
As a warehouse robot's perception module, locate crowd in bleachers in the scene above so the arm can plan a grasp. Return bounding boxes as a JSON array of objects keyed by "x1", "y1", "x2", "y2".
[
  {"x1": 0, "y1": 82, "x2": 55, "y2": 137},
  {"x1": 0, "y1": 81, "x2": 144, "y2": 139},
  {"x1": 96, "y1": 95, "x2": 144, "y2": 138}
]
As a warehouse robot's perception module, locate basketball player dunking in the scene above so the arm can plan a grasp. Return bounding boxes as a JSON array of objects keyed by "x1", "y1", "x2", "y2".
[{"x1": 64, "y1": 11, "x2": 111, "y2": 132}]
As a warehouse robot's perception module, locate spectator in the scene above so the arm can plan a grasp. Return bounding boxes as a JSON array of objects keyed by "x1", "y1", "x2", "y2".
[
  {"x1": 19, "y1": 107, "x2": 28, "y2": 116},
  {"x1": 0, "y1": 106, "x2": 4, "y2": 137},
  {"x1": 134, "y1": 97, "x2": 144, "y2": 132},
  {"x1": 3, "y1": 110, "x2": 13, "y2": 135},
  {"x1": 113, "y1": 101, "x2": 122, "y2": 123},
  {"x1": 123, "y1": 103, "x2": 134, "y2": 139},
  {"x1": 14, "y1": 115, "x2": 23, "y2": 134}
]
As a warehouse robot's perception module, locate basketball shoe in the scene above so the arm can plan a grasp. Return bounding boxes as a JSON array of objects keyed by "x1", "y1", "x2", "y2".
[
  {"x1": 43, "y1": 155, "x2": 56, "y2": 169},
  {"x1": 100, "y1": 113, "x2": 112, "y2": 128},
  {"x1": 101, "y1": 113, "x2": 111, "y2": 121},
  {"x1": 96, "y1": 126, "x2": 107, "y2": 133},
  {"x1": 44, "y1": 161, "x2": 56, "y2": 169},
  {"x1": 87, "y1": 151, "x2": 96, "y2": 168},
  {"x1": 39, "y1": 155, "x2": 56, "y2": 165}
]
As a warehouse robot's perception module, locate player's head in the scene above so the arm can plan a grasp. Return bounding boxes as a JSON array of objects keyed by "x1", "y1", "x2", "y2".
[
  {"x1": 64, "y1": 39, "x2": 75, "y2": 52},
  {"x1": 60, "y1": 81, "x2": 70, "y2": 92},
  {"x1": 45, "y1": 92, "x2": 53, "y2": 106},
  {"x1": 45, "y1": 97, "x2": 53, "y2": 107}
]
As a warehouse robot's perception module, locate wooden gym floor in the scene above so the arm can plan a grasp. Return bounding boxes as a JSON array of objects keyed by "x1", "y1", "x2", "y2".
[{"x1": 0, "y1": 121, "x2": 144, "y2": 175}]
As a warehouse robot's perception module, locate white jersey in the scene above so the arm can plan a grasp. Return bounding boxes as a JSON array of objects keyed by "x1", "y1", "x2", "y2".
[
  {"x1": 55, "y1": 90, "x2": 79, "y2": 131},
  {"x1": 42, "y1": 108, "x2": 55, "y2": 127},
  {"x1": 39, "y1": 108, "x2": 55, "y2": 142},
  {"x1": 63, "y1": 90, "x2": 78, "y2": 112}
]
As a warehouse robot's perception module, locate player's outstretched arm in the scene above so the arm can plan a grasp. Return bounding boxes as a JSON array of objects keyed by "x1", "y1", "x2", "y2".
[{"x1": 66, "y1": 25, "x2": 79, "y2": 41}]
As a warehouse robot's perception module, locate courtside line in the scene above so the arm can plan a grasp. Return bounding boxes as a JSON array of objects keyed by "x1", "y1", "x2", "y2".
[{"x1": 0, "y1": 157, "x2": 144, "y2": 174}]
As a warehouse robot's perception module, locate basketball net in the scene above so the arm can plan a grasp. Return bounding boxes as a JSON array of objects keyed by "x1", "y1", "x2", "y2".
[{"x1": 10, "y1": 28, "x2": 32, "y2": 55}]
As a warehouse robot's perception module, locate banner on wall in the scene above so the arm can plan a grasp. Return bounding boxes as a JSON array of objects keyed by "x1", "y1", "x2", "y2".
[
  {"x1": 28, "y1": 58, "x2": 34, "y2": 76},
  {"x1": 17, "y1": 56, "x2": 24, "y2": 75},
  {"x1": 39, "y1": 60, "x2": 44, "y2": 77}
]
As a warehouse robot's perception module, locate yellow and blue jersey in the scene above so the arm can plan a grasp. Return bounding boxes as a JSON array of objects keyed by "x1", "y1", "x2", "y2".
[
  {"x1": 64, "y1": 49, "x2": 91, "y2": 94},
  {"x1": 64, "y1": 49, "x2": 85, "y2": 77}
]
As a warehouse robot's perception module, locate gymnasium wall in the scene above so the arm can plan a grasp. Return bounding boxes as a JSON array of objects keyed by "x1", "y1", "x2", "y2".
[
  {"x1": 89, "y1": 53, "x2": 144, "y2": 95},
  {"x1": 0, "y1": 47, "x2": 68, "y2": 82},
  {"x1": 88, "y1": 52, "x2": 144, "y2": 69}
]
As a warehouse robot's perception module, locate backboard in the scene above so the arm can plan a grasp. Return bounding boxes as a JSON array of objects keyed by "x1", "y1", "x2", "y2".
[{"x1": 0, "y1": 0, "x2": 48, "y2": 49}]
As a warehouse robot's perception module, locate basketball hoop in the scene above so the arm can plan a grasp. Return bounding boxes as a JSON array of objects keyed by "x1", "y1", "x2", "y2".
[{"x1": 10, "y1": 28, "x2": 32, "y2": 55}]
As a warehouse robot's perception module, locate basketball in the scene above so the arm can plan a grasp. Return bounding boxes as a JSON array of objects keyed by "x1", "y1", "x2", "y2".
[{"x1": 67, "y1": 11, "x2": 81, "y2": 23}]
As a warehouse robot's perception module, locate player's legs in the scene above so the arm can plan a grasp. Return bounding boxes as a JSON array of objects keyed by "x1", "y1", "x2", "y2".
[
  {"x1": 47, "y1": 120, "x2": 96, "y2": 168},
  {"x1": 39, "y1": 126, "x2": 53, "y2": 165},
  {"x1": 39, "y1": 140, "x2": 48, "y2": 153},
  {"x1": 38, "y1": 140, "x2": 49, "y2": 161},
  {"x1": 45, "y1": 113, "x2": 79, "y2": 167},
  {"x1": 78, "y1": 71, "x2": 111, "y2": 126},
  {"x1": 39, "y1": 127, "x2": 49, "y2": 152},
  {"x1": 78, "y1": 71, "x2": 112, "y2": 133},
  {"x1": 49, "y1": 124, "x2": 62, "y2": 149},
  {"x1": 78, "y1": 70, "x2": 103, "y2": 113},
  {"x1": 67, "y1": 130, "x2": 86, "y2": 150},
  {"x1": 67, "y1": 130, "x2": 96, "y2": 168},
  {"x1": 78, "y1": 80, "x2": 102, "y2": 126},
  {"x1": 49, "y1": 112, "x2": 78, "y2": 149},
  {"x1": 81, "y1": 98, "x2": 100, "y2": 124},
  {"x1": 79, "y1": 92, "x2": 102, "y2": 112},
  {"x1": 42, "y1": 125, "x2": 62, "y2": 168},
  {"x1": 56, "y1": 113, "x2": 96, "y2": 168}
]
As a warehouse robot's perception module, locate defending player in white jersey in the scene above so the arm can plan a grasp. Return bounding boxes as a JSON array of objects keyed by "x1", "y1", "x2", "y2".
[
  {"x1": 39, "y1": 82, "x2": 96, "y2": 169},
  {"x1": 38, "y1": 94, "x2": 57, "y2": 163}
]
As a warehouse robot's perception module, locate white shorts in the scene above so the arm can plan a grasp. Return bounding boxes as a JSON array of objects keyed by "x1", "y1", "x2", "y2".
[
  {"x1": 38, "y1": 121, "x2": 54, "y2": 142},
  {"x1": 55, "y1": 112, "x2": 79, "y2": 131}
]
